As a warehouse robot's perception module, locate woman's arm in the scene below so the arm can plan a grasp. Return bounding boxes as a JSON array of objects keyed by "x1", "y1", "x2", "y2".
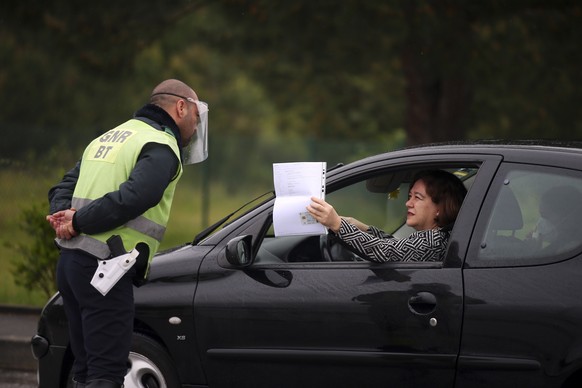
[{"x1": 337, "y1": 219, "x2": 447, "y2": 262}]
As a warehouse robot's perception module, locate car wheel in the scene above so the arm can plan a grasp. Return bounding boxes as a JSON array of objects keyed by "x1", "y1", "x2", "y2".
[{"x1": 124, "y1": 333, "x2": 180, "y2": 388}]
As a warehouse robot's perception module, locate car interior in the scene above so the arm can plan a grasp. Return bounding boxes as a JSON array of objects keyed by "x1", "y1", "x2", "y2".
[
  {"x1": 254, "y1": 165, "x2": 479, "y2": 265},
  {"x1": 475, "y1": 166, "x2": 582, "y2": 265}
]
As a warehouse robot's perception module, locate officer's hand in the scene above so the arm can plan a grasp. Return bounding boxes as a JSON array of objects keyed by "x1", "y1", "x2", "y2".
[{"x1": 48, "y1": 209, "x2": 78, "y2": 240}]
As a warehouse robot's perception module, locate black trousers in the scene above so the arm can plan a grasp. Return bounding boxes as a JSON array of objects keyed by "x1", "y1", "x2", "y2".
[{"x1": 56, "y1": 248, "x2": 135, "y2": 385}]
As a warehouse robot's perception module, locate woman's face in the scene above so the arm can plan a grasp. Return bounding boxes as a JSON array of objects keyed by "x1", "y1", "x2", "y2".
[{"x1": 405, "y1": 179, "x2": 440, "y2": 231}]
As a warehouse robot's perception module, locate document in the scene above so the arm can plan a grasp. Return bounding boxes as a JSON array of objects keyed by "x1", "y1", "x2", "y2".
[{"x1": 273, "y1": 162, "x2": 327, "y2": 236}]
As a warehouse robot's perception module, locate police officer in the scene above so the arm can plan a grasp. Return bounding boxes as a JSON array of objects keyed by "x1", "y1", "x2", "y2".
[{"x1": 46, "y1": 79, "x2": 208, "y2": 388}]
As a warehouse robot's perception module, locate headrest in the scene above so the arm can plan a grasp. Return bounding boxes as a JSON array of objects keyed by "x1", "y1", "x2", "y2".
[{"x1": 489, "y1": 188, "x2": 523, "y2": 231}]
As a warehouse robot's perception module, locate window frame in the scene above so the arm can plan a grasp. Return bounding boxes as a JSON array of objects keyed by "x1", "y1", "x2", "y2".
[
  {"x1": 251, "y1": 155, "x2": 500, "y2": 269},
  {"x1": 466, "y1": 162, "x2": 582, "y2": 268}
]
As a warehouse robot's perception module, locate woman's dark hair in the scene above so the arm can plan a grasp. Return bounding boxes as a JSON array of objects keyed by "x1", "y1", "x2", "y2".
[{"x1": 410, "y1": 169, "x2": 468, "y2": 228}]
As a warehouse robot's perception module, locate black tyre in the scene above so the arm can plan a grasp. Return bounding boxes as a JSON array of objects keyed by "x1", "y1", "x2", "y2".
[{"x1": 124, "y1": 333, "x2": 180, "y2": 388}]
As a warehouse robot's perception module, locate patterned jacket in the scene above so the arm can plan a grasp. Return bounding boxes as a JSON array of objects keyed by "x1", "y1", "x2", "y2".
[{"x1": 336, "y1": 218, "x2": 449, "y2": 262}]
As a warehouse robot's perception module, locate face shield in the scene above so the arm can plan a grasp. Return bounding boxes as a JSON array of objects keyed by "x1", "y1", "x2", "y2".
[{"x1": 182, "y1": 100, "x2": 209, "y2": 165}]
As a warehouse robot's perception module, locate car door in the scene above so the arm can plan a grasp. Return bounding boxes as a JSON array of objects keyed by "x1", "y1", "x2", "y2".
[
  {"x1": 194, "y1": 155, "x2": 501, "y2": 388},
  {"x1": 458, "y1": 161, "x2": 582, "y2": 387}
]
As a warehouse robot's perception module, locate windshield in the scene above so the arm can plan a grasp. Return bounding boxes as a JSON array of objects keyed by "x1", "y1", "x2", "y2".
[{"x1": 192, "y1": 191, "x2": 275, "y2": 244}]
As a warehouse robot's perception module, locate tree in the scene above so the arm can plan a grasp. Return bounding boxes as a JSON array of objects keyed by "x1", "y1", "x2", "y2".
[
  {"x1": 213, "y1": 0, "x2": 582, "y2": 144},
  {"x1": 1, "y1": 0, "x2": 581, "y2": 158},
  {"x1": 0, "y1": 0, "x2": 204, "y2": 159},
  {"x1": 0, "y1": 0, "x2": 203, "y2": 75},
  {"x1": 400, "y1": 0, "x2": 473, "y2": 144},
  {"x1": 468, "y1": 0, "x2": 582, "y2": 139},
  {"x1": 8, "y1": 203, "x2": 60, "y2": 298}
]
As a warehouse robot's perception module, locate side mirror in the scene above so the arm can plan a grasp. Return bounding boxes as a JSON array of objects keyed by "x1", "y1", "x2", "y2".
[{"x1": 225, "y1": 235, "x2": 253, "y2": 267}]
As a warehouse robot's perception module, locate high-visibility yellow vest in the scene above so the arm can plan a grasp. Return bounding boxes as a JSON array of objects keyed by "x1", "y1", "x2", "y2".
[{"x1": 57, "y1": 119, "x2": 183, "y2": 269}]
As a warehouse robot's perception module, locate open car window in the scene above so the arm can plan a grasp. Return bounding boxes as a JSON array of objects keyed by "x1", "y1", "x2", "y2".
[{"x1": 256, "y1": 165, "x2": 478, "y2": 265}]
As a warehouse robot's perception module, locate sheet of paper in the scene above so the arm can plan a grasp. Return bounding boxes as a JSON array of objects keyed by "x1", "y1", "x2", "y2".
[{"x1": 273, "y1": 162, "x2": 327, "y2": 236}]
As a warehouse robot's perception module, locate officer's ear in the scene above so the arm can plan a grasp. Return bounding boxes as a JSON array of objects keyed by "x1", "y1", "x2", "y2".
[{"x1": 176, "y1": 99, "x2": 188, "y2": 119}]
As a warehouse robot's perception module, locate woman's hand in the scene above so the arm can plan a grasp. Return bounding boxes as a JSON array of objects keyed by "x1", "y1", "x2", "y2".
[{"x1": 307, "y1": 197, "x2": 342, "y2": 233}]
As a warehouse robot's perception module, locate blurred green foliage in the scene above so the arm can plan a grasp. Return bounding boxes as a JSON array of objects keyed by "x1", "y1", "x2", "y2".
[
  {"x1": 1, "y1": 0, "x2": 581, "y2": 304},
  {"x1": 7, "y1": 202, "x2": 59, "y2": 299},
  {"x1": 1, "y1": 0, "x2": 581, "y2": 163}
]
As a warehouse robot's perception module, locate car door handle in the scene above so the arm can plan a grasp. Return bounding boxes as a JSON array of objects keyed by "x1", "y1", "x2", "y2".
[{"x1": 408, "y1": 292, "x2": 437, "y2": 315}]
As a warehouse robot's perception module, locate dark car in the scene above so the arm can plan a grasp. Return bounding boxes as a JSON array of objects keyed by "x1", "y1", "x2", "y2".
[{"x1": 32, "y1": 142, "x2": 582, "y2": 388}]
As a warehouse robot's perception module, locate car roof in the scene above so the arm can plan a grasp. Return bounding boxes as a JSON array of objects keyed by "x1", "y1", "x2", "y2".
[
  {"x1": 325, "y1": 140, "x2": 582, "y2": 180},
  {"x1": 404, "y1": 139, "x2": 582, "y2": 151},
  {"x1": 388, "y1": 140, "x2": 582, "y2": 155},
  {"x1": 355, "y1": 139, "x2": 582, "y2": 163}
]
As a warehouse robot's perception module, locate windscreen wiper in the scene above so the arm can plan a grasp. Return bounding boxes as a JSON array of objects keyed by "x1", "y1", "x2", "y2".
[{"x1": 192, "y1": 191, "x2": 274, "y2": 245}]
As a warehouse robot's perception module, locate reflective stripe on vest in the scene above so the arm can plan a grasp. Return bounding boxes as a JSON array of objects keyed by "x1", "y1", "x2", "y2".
[
  {"x1": 71, "y1": 198, "x2": 166, "y2": 242},
  {"x1": 57, "y1": 235, "x2": 111, "y2": 258}
]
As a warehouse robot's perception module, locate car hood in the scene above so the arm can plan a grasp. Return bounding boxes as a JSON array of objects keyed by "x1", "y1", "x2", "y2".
[{"x1": 147, "y1": 244, "x2": 213, "y2": 282}]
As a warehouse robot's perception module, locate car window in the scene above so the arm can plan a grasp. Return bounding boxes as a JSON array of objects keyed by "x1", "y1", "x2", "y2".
[
  {"x1": 328, "y1": 179, "x2": 407, "y2": 235},
  {"x1": 476, "y1": 165, "x2": 582, "y2": 263},
  {"x1": 256, "y1": 165, "x2": 477, "y2": 264}
]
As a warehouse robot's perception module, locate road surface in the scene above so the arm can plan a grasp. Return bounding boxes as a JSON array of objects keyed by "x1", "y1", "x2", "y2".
[{"x1": 0, "y1": 305, "x2": 40, "y2": 387}]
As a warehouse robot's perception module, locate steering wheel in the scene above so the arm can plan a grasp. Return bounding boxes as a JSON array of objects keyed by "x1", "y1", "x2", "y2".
[{"x1": 319, "y1": 234, "x2": 364, "y2": 262}]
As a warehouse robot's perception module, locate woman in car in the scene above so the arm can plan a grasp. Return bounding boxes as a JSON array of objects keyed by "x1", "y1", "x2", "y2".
[{"x1": 307, "y1": 169, "x2": 467, "y2": 262}]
